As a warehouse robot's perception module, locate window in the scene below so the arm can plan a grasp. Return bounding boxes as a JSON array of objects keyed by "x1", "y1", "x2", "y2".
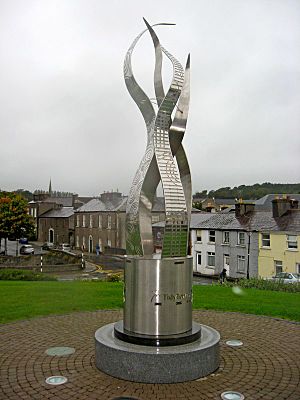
[
  {"x1": 76, "y1": 215, "x2": 79, "y2": 227},
  {"x1": 196, "y1": 230, "x2": 202, "y2": 242},
  {"x1": 197, "y1": 252, "x2": 201, "y2": 265},
  {"x1": 262, "y1": 233, "x2": 270, "y2": 247},
  {"x1": 99, "y1": 238, "x2": 102, "y2": 252},
  {"x1": 82, "y1": 236, "x2": 86, "y2": 249},
  {"x1": 33, "y1": 208, "x2": 37, "y2": 218},
  {"x1": 274, "y1": 260, "x2": 283, "y2": 274},
  {"x1": 49, "y1": 228, "x2": 54, "y2": 244},
  {"x1": 223, "y1": 231, "x2": 229, "y2": 244},
  {"x1": 207, "y1": 252, "x2": 215, "y2": 267},
  {"x1": 237, "y1": 255, "x2": 246, "y2": 272},
  {"x1": 209, "y1": 230, "x2": 215, "y2": 243},
  {"x1": 107, "y1": 239, "x2": 111, "y2": 247},
  {"x1": 237, "y1": 232, "x2": 245, "y2": 246},
  {"x1": 82, "y1": 215, "x2": 86, "y2": 227},
  {"x1": 98, "y1": 215, "x2": 102, "y2": 228},
  {"x1": 76, "y1": 235, "x2": 79, "y2": 248},
  {"x1": 152, "y1": 215, "x2": 160, "y2": 223},
  {"x1": 89, "y1": 215, "x2": 93, "y2": 228},
  {"x1": 224, "y1": 254, "x2": 230, "y2": 266},
  {"x1": 287, "y1": 235, "x2": 297, "y2": 249},
  {"x1": 107, "y1": 215, "x2": 112, "y2": 230},
  {"x1": 89, "y1": 235, "x2": 93, "y2": 253}
]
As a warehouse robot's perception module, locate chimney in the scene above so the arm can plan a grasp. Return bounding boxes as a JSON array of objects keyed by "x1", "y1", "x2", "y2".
[
  {"x1": 235, "y1": 201, "x2": 255, "y2": 217},
  {"x1": 272, "y1": 197, "x2": 299, "y2": 218}
]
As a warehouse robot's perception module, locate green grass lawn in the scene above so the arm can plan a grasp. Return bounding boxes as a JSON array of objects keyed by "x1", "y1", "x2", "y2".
[{"x1": 0, "y1": 281, "x2": 299, "y2": 324}]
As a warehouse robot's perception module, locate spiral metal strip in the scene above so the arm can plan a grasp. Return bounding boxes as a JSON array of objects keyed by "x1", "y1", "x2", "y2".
[{"x1": 125, "y1": 19, "x2": 191, "y2": 257}]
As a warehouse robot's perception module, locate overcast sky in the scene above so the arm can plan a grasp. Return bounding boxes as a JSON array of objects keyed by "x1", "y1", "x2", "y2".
[{"x1": 0, "y1": 0, "x2": 299, "y2": 196}]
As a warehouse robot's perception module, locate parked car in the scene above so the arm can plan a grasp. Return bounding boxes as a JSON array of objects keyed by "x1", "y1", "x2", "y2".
[
  {"x1": 20, "y1": 245, "x2": 35, "y2": 255},
  {"x1": 62, "y1": 243, "x2": 71, "y2": 252},
  {"x1": 41, "y1": 242, "x2": 54, "y2": 250},
  {"x1": 19, "y1": 238, "x2": 28, "y2": 244},
  {"x1": 271, "y1": 272, "x2": 300, "y2": 284}
]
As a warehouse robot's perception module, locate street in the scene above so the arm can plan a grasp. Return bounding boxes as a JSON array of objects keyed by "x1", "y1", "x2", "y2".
[{"x1": 0, "y1": 240, "x2": 45, "y2": 256}]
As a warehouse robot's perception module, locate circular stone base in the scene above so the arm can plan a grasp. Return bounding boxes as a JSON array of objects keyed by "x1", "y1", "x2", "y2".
[{"x1": 95, "y1": 321, "x2": 220, "y2": 383}]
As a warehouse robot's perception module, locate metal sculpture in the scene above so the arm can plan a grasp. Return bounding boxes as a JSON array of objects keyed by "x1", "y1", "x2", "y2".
[
  {"x1": 125, "y1": 18, "x2": 191, "y2": 257},
  {"x1": 95, "y1": 20, "x2": 220, "y2": 383}
]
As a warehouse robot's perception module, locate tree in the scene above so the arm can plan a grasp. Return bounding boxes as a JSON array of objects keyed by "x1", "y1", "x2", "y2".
[{"x1": 0, "y1": 192, "x2": 35, "y2": 255}]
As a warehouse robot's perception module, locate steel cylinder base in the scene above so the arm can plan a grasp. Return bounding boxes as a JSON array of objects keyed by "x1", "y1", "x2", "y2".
[
  {"x1": 95, "y1": 321, "x2": 220, "y2": 383},
  {"x1": 114, "y1": 320, "x2": 201, "y2": 347}
]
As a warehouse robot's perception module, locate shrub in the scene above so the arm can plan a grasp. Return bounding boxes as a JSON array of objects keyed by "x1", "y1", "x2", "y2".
[
  {"x1": 0, "y1": 268, "x2": 56, "y2": 281},
  {"x1": 218, "y1": 277, "x2": 300, "y2": 293},
  {"x1": 106, "y1": 274, "x2": 122, "y2": 282}
]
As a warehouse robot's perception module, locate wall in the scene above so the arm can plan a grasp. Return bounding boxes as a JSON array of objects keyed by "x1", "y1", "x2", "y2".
[
  {"x1": 191, "y1": 229, "x2": 259, "y2": 278},
  {"x1": 38, "y1": 217, "x2": 71, "y2": 244},
  {"x1": 191, "y1": 229, "x2": 216, "y2": 275},
  {"x1": 215, "y1": 230, "x2": 259, "y2": 278},
  {"x1": 75, "y1": 211, "x2": 126, "y2": 253}
]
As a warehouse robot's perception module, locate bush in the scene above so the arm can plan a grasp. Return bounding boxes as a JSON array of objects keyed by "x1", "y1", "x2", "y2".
[
  {"x1": 0, "y1": 268, "x2": 56, "y2": 281},
  {"x1": 106, "y1": 274, "x2": 121, "y2": 282},
  {"x1": 217, "y1": 277, "x2": 300, "y2": 293}
]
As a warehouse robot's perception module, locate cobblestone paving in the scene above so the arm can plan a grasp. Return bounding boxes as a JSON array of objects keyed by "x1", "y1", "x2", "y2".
[{"x1": 0, "y1": 310, "x2": 299, "y2": 400}]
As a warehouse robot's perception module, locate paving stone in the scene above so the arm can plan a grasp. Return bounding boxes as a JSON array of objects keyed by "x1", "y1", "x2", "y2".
[{"x1": 0, "y1": 310, "x2": 299, "y2": 399}]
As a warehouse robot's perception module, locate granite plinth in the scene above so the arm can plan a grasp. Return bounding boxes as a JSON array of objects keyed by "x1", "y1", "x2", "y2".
[{"x1": 95, "y1": 321, "x2": 220, "y2": 383}]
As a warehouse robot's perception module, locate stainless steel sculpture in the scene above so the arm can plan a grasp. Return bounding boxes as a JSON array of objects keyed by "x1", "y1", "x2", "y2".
[
  {"x1": 125, "y1": 18, "x2": 191, "y2": 258},
  {"x1": 119, "y1": 18, "x2": 196, "y2": 342},
  {"x1": 95, "y1": 20, "x2": 220, "y2": 383}
]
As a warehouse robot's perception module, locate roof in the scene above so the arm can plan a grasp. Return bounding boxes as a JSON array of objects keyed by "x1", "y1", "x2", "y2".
[
  {"x1": 39, "y1": 207, "x2": 74, "y2": 218},
  {"x1": 255, "y1": 194, "x2": 300, "y2": 210},
  {"x1": 76, "y1": 196, "x2": 167, "y2": 213},
  {"x1": 75, "y1": 196, "x2": 128, "y2": 213},
  {"x1": 190, "y1": 209, "x2": 300, "y2": 233}
]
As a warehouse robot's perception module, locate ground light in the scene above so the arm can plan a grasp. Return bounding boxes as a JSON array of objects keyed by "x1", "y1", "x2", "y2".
[
  {"x1": 221, "y1": 392, "x2": 245, "y2": 400},
  {"x1": 45, "y1": 346, "x2": 75, "y2": 356},
  {"x1": 226, "y1": 340, "x2": 243, "y2": 347},
  {"x1": 45, "y1": 376, "x2": 68, "y2": 385}
]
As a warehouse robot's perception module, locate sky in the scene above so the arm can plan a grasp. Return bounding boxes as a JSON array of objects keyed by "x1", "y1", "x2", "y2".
[{"x1": 0, "y1": 0, "x2": 299, "y2": 196}]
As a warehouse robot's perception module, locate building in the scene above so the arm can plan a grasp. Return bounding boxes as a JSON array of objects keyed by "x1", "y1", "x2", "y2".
[
  {"x1": 28, "y1": 180, "x2": 92, "y2": 242},
  {"x1": 74, "y1": 192, "x2": 127, "y2": 253},
  {"x1": 258, "y1": 198, "x2": 300, "y2": 277},
  {"x1": 74, "y1": 192, "x2": 168, "y2": 254},
  {"x1": 190, "y1": 204, "x2": 259, "y2": 278},
  {"x1": 38, "y1": 207, "x2": 74, "y2": 245},
  {"x1": 190, "y1": 197, "x2": 300, "y2": 279}
]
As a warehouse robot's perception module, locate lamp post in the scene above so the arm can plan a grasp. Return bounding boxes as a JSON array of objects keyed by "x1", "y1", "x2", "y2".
[{"x1": 246, "y1": 231, "x2": 252, "y2": 279}]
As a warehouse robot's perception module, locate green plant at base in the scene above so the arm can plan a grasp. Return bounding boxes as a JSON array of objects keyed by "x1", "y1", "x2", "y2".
[
  {"x1": 216, "y1": 277, "x2": 300, "y2": 293},
  {"x1": 107, "y1": 274, "x2": 121, "y2": 282},
  {"x1": 0, "y1": 268, "x2": 56, "y2": 281}
]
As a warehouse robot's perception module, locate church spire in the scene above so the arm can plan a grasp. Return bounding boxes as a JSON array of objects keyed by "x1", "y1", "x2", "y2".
[{"x1": 48, "y1": 178, "x2": 52, "y2": 196}]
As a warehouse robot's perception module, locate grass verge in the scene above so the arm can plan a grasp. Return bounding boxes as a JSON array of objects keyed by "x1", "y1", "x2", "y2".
[{"x1": 0, "y1": 281, "x2": 299, "y2": 324}]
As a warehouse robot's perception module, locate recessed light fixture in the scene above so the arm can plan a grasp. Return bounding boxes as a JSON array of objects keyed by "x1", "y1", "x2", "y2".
[
  {"x1": 221, "y1": 391, "x2": 245, "y2": 400},
  {"x1": 226, "y1": 340, "x2": 243, "y2": 347},
  {"x1": 45, "y1": 376, "x2": 68, "y2": 385}
]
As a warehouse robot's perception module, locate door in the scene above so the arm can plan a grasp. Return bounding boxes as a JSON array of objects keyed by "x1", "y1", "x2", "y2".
[
  {"x1": 89, "y1": 235, "x2": 93, "y2": 253},
  {"x1": 49, "y1": 229, "x2": 54, "y2": 244},
  {"x1": 224, "y1": 254, "x2": 230, "y2": 276}
]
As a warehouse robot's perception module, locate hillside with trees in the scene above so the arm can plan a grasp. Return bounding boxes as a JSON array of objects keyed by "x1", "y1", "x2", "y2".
[{"x1": 194, "y1": 183, "x2": 300, "y2": 200}]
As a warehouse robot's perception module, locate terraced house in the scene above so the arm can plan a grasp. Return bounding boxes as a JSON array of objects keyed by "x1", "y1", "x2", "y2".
[
  {"x1": 258, "y1": 198, "x2": 300, "y2": 277},
  {"x1": 74, "y1": 192, "x2": 166, "y2": 254},
  {"x1": 190, "y1": 197, "x2": 300, "y2": 279},
  {"x1": 74, "y1": 191, "x2": 127, "y2": 254}
]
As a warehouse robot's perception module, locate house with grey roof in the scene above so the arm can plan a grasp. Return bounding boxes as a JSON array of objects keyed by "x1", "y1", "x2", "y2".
[
  {"x1": 74, "y1": 192, "x2": 167, "y2": 254},
  {"x1": 38, "y1": 207, "x2": 75, "y2": 245},
  {"x1": 191, "y1": 198, "x2": 300, "y2": 279}
]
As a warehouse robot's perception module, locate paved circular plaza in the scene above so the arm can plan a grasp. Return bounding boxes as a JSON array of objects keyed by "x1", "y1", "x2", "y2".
[{"x1": 0, "y1": 310, "x2": 299, "y2": 400}]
